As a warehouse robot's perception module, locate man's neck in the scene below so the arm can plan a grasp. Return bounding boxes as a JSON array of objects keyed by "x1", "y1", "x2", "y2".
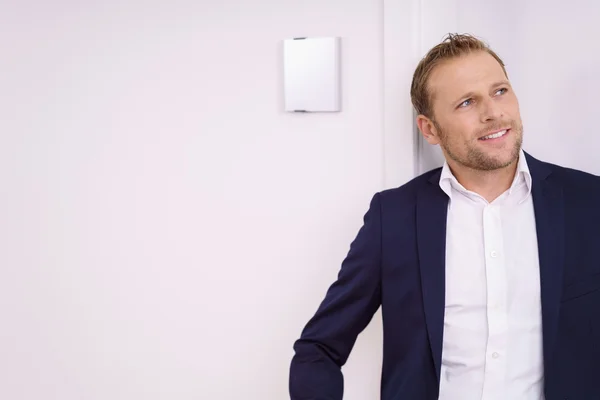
[{"x1": 448, "y1": 160, "x2": 518, "y2": 203}]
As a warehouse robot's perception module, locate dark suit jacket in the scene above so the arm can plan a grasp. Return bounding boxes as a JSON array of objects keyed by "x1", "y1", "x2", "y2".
[{"x1": 289, "y1": 153, "x2": 600, "y2": 400}]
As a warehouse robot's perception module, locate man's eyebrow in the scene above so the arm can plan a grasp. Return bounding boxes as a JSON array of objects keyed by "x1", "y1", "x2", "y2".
[{"x1": 491, "y1": 80, "x2": 510, "y2": 88}]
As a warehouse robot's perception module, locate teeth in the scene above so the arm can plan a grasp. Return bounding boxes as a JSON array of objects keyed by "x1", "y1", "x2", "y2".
[{"x1": 482, "y1": 130, "x2": 507, "y2": 140}]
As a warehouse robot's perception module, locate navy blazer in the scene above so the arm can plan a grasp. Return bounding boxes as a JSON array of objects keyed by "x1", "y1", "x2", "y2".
[{"x1": 290, "y1": 153, "x2": 600, "y2": 400}]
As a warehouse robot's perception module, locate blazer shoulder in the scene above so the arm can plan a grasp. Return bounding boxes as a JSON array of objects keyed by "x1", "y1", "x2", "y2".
[
  {"x1": 544, "y1": 161, "x2": 600, "y2": 190},
  {"x1": 527, "y1": 153, "x2": 600, "y2": 201},
  {"x1": 377, "y1": 167, "x2": 443, "y2": 205}
]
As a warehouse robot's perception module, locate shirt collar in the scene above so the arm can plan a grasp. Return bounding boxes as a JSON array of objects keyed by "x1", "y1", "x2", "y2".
[{"x1": 439, "y1": 149, "x2": 532, "y2": 203}]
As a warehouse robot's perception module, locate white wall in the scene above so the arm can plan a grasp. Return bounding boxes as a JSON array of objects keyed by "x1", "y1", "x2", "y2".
[
  {"x1": 512, "y1": 0, "x2": 600, "y2": 175},
  {"x1": 6, "y1": 1, "x2": 596, "y2": 399},
  {"x1": 0, "y1": 1, "x2": 420, "y2": 399},
  {"x1": 417, "y1": 0, "x2": 600, "y2": 175}
]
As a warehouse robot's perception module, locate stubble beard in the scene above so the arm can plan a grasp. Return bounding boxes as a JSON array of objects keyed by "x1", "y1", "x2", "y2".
[{"x1": 435, "y1": 120, "x2": 524, "y2": 172}]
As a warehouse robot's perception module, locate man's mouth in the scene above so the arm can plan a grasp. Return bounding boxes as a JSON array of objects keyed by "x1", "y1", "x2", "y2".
[{"x1": 479, "y1": 129, "x2": 510, "y2": 141}]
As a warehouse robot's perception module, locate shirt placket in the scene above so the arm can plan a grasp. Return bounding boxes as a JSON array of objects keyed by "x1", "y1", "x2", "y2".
[{"x1": 481, "y1": 204, "x2": 508, "y2": 399}]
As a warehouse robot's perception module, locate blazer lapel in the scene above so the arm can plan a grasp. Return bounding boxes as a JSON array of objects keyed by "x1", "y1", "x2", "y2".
[
  {"x1": 416, "y1": 170, "x2": 449, "y2": 383},
  {"x1": 526, "y1": 153, "x2": 566, "y2": 373}
]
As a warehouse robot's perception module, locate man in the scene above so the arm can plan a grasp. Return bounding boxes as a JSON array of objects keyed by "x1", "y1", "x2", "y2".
[{"x1": 289, "y1": 33, "x2": 600, "y2": 400}]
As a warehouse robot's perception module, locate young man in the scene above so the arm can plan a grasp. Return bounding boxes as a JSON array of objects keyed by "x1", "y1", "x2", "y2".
[{"x1": 289, "y1": 34, "x2": 600, "y2": 400}]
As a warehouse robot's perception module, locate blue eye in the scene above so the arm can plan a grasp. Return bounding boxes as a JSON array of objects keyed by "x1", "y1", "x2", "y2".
[
  {"x1": 496, "y1": 88, "x2": 508, "y2": 95},
  {"x1": 459, "y1": 99, "x2": 472, "y2": 108}
]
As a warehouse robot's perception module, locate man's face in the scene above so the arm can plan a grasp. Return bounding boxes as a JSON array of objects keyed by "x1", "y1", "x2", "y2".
[{"x1": 420, "y1": 51, "x2": 523, "y2": 171}]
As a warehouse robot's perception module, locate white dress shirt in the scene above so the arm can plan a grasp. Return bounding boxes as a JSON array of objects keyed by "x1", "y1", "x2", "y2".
[{"x1": 437, "y1": 151, "x2": 544, "y2": 400}]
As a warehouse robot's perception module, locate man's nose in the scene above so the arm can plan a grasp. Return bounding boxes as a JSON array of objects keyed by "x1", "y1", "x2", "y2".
[{"x1": 480, "y1": 98, "x2": 503, "y2": 122}]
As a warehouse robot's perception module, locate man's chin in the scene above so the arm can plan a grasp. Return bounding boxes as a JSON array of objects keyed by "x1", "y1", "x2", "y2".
[{"x1": 476, "y1": 151, "x2": 520, "y2": 171}]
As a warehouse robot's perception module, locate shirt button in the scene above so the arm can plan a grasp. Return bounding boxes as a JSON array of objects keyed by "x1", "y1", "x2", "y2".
[
  {"x1": 490, "y1": 250, "x2": 498, "y2": 258},
  {"x1": 492, "y1": 352, "x2": 500, "y2": 359}
]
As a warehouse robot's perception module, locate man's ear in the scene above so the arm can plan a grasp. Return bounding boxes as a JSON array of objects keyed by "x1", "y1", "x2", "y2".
[{"x1": 416, "y1": 115, "x2": 441, "y2": 145}]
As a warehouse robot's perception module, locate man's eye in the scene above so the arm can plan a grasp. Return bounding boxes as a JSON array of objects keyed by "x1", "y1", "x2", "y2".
[
  {"x1": 495, "y1": 88, "x2": 508, "y2": 95},
  {"x1": 459, "y1": 99, "x2": 472, "y2": 108}
]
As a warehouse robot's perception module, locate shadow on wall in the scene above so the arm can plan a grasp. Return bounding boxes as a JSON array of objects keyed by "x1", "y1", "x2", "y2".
[{"x1": 416, "y1": 133, "x2": 445, "y2": 175}]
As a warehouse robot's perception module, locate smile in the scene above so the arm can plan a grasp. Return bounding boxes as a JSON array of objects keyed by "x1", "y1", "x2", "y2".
[{"x1": 480, "y1": 129, "x2": 509, "y2": 140}]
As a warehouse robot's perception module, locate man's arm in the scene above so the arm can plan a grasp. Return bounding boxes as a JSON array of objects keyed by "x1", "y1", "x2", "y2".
[{"x1": 289, "y1": 193, "x2": 383, "y2": 400}]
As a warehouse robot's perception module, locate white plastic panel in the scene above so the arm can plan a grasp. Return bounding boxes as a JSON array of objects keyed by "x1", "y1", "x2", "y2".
[{"x1": 283, "y1": 37, "x2": 341, "y2": 112}]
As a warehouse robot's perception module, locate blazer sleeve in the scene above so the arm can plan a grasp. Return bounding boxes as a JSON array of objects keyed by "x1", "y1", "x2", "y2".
[{"x1": 289, "y1": 193, "x2": 383, "y2": 400}]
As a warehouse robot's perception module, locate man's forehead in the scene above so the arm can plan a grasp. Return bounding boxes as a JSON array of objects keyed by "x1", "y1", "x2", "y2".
[{"x1": 428, "y1": 52, "x2": 507, "y2": 100}]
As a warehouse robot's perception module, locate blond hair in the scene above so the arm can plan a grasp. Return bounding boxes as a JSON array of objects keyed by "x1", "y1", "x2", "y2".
[{"x1": 410, "y1": 33, "x2": 508, "y2": 118}]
